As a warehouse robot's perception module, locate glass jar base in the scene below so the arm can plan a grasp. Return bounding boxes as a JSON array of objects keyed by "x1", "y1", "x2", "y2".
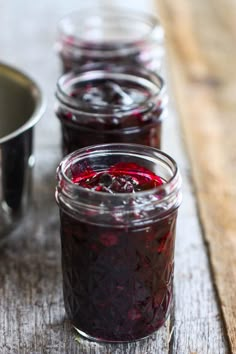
[{"x1": 73, "y1": 319, "x2": 168, "y2": 344}]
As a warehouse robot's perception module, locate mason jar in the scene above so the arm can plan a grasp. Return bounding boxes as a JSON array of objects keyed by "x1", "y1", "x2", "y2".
[
  {"x1": 55, "y1": 143, "x2": 182, "y2": 342},
  {"x1": 56, "y1": 7, "x2": 165, "y2": 73},
  {"x1": 55, "y1": 64, "x2": 167, "y2": 155}
]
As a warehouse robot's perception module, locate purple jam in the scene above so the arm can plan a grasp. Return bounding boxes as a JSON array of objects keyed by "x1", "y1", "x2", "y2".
[
  {"x1": 72, "y1": 162, "x2": 163, "y2": 193},
  {"x1": 69, "y1": 79, "x2": 152, "y2": 112},
  {"x1": 60, "y1": 162, "x2": 176, "y2": 341},
  {"x1": 60, "y1": 39, "x2": 154, "y2": 74},
  {"x1": 56, "y1": 77, "x2": 163, "y2": 155}
]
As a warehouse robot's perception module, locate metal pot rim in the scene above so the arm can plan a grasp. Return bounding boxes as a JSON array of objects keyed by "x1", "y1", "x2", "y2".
[{"x1": 0, "y1": 62, "x2": 46, "y2": 144}]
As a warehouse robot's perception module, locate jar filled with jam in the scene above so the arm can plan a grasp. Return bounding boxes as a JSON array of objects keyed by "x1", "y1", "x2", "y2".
[
  {"x1": 56, "y1": 7, "x2": 165, "y2": 73},
  {"x1": 56, "y1": 143, "x2": 182, "y2": 342},
  {"x1": 55, "y1": 64, "x2": 167, "y2": 155}
]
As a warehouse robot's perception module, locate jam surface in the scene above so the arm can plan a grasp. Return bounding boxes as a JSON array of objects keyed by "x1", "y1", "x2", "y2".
[
  {"x1": 72, "y1": 162, "x2": 163, "y2": 193},
  {"x1": 60, "y1": 162, "x2": 176, "y2": 341},
  {"x1": 69, "y1": 79, "x2": 152, "y2": 113},
  {"x1": 56, "y1": 77, "x2": 163, "y2": 155}
]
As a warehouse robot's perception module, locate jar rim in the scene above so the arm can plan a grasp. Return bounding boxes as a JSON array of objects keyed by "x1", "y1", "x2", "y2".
[
  {"x1": 57, "y1": 143, "x2": 181, "y2": 199},
  {"x1": 57, "y1": 7, "x2": 164, "y2": 53},
  {"x1": 55, "y1": 65, "x2": 166, "y2": 117}
]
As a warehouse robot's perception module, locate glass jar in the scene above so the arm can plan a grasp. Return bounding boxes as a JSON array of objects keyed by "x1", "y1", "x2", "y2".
[
  {"x1": 56, "y1": 7, "x2": 165, "y2": 73},
  {"x1": 55, "y1": 64, "x2": 167, "y2": 155},
  {"x1": 55, "y1": 143, "x2": 182, "y2": 342}
]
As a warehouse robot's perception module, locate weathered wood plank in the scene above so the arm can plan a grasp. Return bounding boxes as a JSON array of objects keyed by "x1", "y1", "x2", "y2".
[
  {"x1": 155, "y1": 0, "x2": 236, "y2": 352},
  {"x1": 161, "y1": 99, "x2": 228, "y2": 353}
]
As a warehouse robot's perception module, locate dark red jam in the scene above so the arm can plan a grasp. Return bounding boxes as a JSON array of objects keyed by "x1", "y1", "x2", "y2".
[
  {"x1": 72, "y1": 162, "x2": 163, "y2": 193},
  {"x1": 69, "y1": 79, "x2": 152, "y2": 112},
  {"x1": 56, "y1": 76, "x2": 163, "y2": 155},
  {"x1": 60, "y1": 40, "x2": 154, "y2": 74},
  {"x1": 60, "y1": 162, "x2": 177, "y2": 341}
]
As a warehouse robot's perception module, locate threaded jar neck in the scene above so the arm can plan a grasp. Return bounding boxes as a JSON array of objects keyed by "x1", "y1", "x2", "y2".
[
  {"x1": 56, "y1": 143, "x2": 182, "y2": 227},
  {"x1": 55, "y1": 64, "x2": 166, "y2": 119},
  {"x1": 57, "y1": 7, "x2": 164, "y2": 59}
]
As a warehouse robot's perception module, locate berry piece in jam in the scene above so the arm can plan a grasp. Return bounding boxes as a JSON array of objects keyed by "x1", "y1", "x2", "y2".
[
  {"x1": 72, "y1": 162, "x2": 164, "y2": 193},
  {"x1": 70, "y1": 79, "x2": 151, "y2": 110}
]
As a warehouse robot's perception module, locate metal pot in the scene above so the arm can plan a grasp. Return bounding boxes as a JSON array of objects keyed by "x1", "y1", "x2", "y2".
[{"x1": 0, "y1": 63, "x2": 45, "y2": 239}]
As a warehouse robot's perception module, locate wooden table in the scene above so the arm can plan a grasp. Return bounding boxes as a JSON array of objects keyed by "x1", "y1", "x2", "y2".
[{"x1": 0, "y1": 0, "x2": 234, "y2": 353}]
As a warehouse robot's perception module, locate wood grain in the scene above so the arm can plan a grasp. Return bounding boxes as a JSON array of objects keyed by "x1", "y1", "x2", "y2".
[{"x1": 155, "y1": 0, "x2": 236, "y2": 352}]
